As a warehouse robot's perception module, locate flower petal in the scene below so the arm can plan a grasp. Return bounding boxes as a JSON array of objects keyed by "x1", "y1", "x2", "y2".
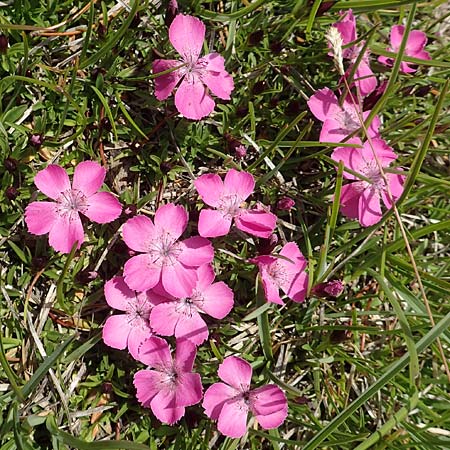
[
  {"x1": 134, "y1": 369, "x2": 165, "y2": 407},
  {"x1": 235, "y1": 209, "x2": 277, "y2": 238},
  {"x1": 104, "y1": 276, "x2": 135, "y2": 311},
  {"x1": 200, "y1": 281, "x2": 234, "y2": 319},
  {"x1": 150, "y1": 302, "x2": 179, "y2": 338},
  {"x1": 136, "y1": 336, "x2": 172, "y2": 368},
  {"x1": 307, "y1": 88, "x2": 340, "y2": 122},
  {"x1": 333, "y1": 10, "x2": 356, "y2": 45},
  {"x1": 223, "y1": 169, "x2": 255, "y2": 200},
  {"x1": 169, "y1": 14, "x2": 205, "y2": 61},
  {"x1": 218, "y1": 356, "x2": 252, "y2": 390},
  {"x1": 128, "y1": 326, "x2": 153, "y2": 360},
  {"x1": 122, "y1": 215, "x2": 155, "y2": 253},
  {"x1": 203, "y1": 382, "x2": 237, "y2": 420},
  {"x1": 175, "y1": 372, "x2": 203, "y2": 407},
  {"x1": 84, "y1": 191, "x2": 122, "y2": 224},
  {"x1": 250, "y1": 385, "x2": 288, "y2": 430},
  {"x1": 178, "y1": 236, "x2": 214, "y2": 267},
  {"x1": 154, "y1": 203, "x2": 187, "y2": 239},
  {"x1": 175, "y1": 338, "x2": 198, "y2": 373},
  {"x1": 353, "y1": 61, "x2": 377, "y2": 97},
  {"x1": 72, "y1": 161, "x2": 105, "y2": 197},
  {"x1": 217, "y1": 398, "x2": 249, "y2": 438},
  {"x1": 174, "y1": 76, "x2": 215, "y2": 120},
  {"x1": 358, "y1": 188, "x2": 382, "y2": 227},
  {"x1": 48, "y1": 214, "x2": 84, "y2": 253},
  {"x1": 161, "y1": 263, "x2": 197, "y2": 298},
  {"x1": 175, "y1": 310, "x2": 209, "y2": 345},
  {"x1": 102, "y1": 315, "x2": 131, "y2": 350},
  {"x1": 331, "y1": 140, "x2": 364, "y2": 179},
  {"x1": 150, "y1": 389, "x2": 184, "y2": 425},
  {"x1": 153, "y1": 59, "x2": 182, "y2": 101},
  {"x1": 34, "y1": 165, "x2": 70, "y2": 200},
  {"x1": 194, "y1": 264, "x2": 216, "y2": 291},
  {"x1": 198, "y1": 209, "x2": 232, "y2": 238},
  {"x1": 405, "y1": 29, "x2": 428, "y2": 54},
  {"x1": 124, "y1": 254, "x2": 161, "y2": 292},
  {"x1": 285, "y1": 271, "x2": 308, "y2": 304},
  {"x1": 339, "y1": 183, "x2": 361, "y2": 221},
  {"x1": 199, "y1": 53, "x2": 234, "y2": 100},
  {"x1": 25, "y1": 201, "x2": 58, "y2": 235},
  {"x1": 194, "y1": 173, "x2": 224, "y2": 207}
]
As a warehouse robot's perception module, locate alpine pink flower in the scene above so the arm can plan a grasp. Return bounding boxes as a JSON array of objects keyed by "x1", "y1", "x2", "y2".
[
  {"x1": 134, "y1": 337, "x2": 202, "y2": 424},
  {"x1": 122, "y1": 203, "x2": 214, "y2": 297},
  {"x1": 202, "y1": 356, "x2": 288, "y2": 438},
  {"x1": 307, "y1": 87, "x2": 381, "y2": 143},
  {"x1": 252, "y1": 242, "x2": 308, "y2": 305},
  {"x1": 149, "y1": 264, "x2": 234, "y2": 345},
  {"x1": 102, "y1": 276, "x2": 159, "y2": 359},
  {"x1": 153, "y1": 14, "x2": 234, "y2": 120},
  {"x1": 331, "y1": 138, "x2": 405, "y2": 226},
  {"x1": 194, "y1": 169, "x2": 277, "y2": 238},
  {"x1": 332, "y1": 9, "x2": 377, "y2": 96},
  {"x1": 25, "y1": 161, "x2": 122, "y2": 253},
  {"x1": 378, "y1": 25, "x2": 431, "y2": 74}
]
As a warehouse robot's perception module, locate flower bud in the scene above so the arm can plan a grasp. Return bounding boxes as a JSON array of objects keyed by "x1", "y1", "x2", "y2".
[
  {"x1": 0, "y1": 34, "x2": 8, "y2": 54},
  {"x1": 29, "y1": 134, "x2": 44, "y2": 148},
  {"x1": 164, "y1": 0, "x2": 178, "y2": 27},
  {"x1": 4, "y1": 157, "x2": 18, "y2": 173},
  {"x1": 276, "y1": 197, "x2": 295, "y2": 211},
  {"x1": 248, "y1": 30, "x2": 264, "y2": 46},
  {"x1": 234, "y1": 145, "x2": 247, "y2": 159},
  {"x1": 311, "y1": 280, "x2": 344, "y2": 298},
  {"x1": 5, "y1": 186, "x2": 18, "y2": 200}
]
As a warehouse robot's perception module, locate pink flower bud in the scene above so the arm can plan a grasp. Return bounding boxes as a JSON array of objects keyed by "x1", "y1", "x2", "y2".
[
  {"x1": 312, "y1": 280, "x2": 344, "y2": 298},
  {"x1": 277, "y1": 197, "x2": 295, "y2": 211}
]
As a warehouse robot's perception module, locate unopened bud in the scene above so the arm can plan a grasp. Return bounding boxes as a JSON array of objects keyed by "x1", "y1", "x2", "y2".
[
  {"x1": 312, "y1": 280, "x2": 344, "y2": 298},
  {"x1": 277, "y1": 197, "x2": 295, "y2": 211},
  {"x1": 0, "y1": 34, "x2": 8, "y2": 54}
]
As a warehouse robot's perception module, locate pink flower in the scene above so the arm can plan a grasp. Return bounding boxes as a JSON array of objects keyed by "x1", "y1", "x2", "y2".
[
  {"x1": 153, "y1": 14, "x2": 234, "y2": 120},
  {"x1": 122, "y1": 203, "x2": 214, "y2": 297},
  {"x1": 378, "y1": 25, "x2": 431, "y2": 74},
  {"x1": 307, "y1": 87, "x2": 381, "y2": 143},
  {"x1": 194, "y1": 169, "x2": 277, "y2": 238},
  {"x1": 102, "y1": 276, "x2": 160, "y2": 359},
  {"x1": 331, "y1": 138, "x2": 405, "y2": 226},
  {"x1": 134, "y1": 337, "x2": 202, "y2": 424},
  {"x1": 252, "y1": 242, "x2": 308, "y2": 305},
  {"x1": 149, "y1": 264, "x2": 234, "y2": 346},
  {"x1": 332, "y1": 9, "x2": 377, "y2": 96},
  {"x1": 202, "y1": 356, "x2": 288, "y2": 438},
  {"x1": 25, "y1": 161, "x2": 122, "y2": 253}
]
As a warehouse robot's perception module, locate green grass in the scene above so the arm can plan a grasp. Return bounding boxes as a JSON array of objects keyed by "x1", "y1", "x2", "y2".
[{"x1": 1, "y1": 0, "x2": 450, "y2": 449}]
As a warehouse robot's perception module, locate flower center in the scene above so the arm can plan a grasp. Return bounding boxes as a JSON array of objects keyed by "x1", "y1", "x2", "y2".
[
  {"x1": 176, "y1": 291, "x2": 203, "y2": 317},
  {"x1": 217, "y1": 194, "x2": 244, "y2": 218},
  {"x1": 337, "y1": 107, "x2": 360, "y2": 132},
  {"x1": 125, "y1": 294, "x2": 151, "y2": 330},
  {"x1": 362, "y1": 161, "x2": 384, "y2": 190},
  {"x1": 267, "y1": 261, "x2": 289, "y2": 287},
  {"x1": 147, "y1": 232, "x2": 182, "y2": 267},
  {"x1": 57, "y1": 189, "x2": 88, "y2": 218}
]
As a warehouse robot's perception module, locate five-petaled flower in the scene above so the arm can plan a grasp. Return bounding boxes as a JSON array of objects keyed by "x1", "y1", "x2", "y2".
[
  {"x1": 378, "y1": 25, "x2": 430, "y2": 74},
  {"x1": 153, "y1": 14, "x2": 234, "y2": 120},
  {"x1": 149, "y1": 264, "x2": 234, "y2": 345},
  {"x1": 194, "y1": 169, "x2": 277, "y2": 238},
  {"x1": 307, "y1": 87, "x2": 381, "y2": 143},
  {"x1": 331, "y1": 138, "x2": 405, "y2": 226},
  {"x1": 102, "y1": 276, "x2": 159, "y2": 359},
  {"x1": 332, "y1": 9, "x2": 377, "y2": 96},
  {"x1": 252, "y1": 242, "x2": 308, "y2": 305},
  {"x1": 202, "y1": 356, "x2": 288, "y2": 438},
  {"x1": 122, "y1": 203, "x2": 214, "y2": 297},
  {"x1": 134, "y1": 336, "x2": 203, "y2": 424},
  {"x1": 25, "y1": 161, "x2": 122, "y2": 253}
]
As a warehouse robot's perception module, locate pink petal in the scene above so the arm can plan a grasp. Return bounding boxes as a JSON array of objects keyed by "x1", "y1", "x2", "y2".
[
  {"x1": 199, "y1": 53, "x2": 234, "y2": 100},
  {"x1": 34, "y1": 165, "x2": 70, "y2": 200},
  {"x1": 339, "y1": 184, "x2": 361, "y2": 221},
  {"x1": 150, "y1": 389, "x2": 184, "y2": 425},
  {"x1": 198, "y1": 209, "x2": 232, "y2": 238},
  {"x1": 217, "y1": 398, "x2": 249, "y2": 438},
  {"x1": 154, "y1": 203, "x2": 187, "y2": 239},
  {"x1": 361, "y1": 139, "x2": 397, "y2": 166},
  {"x1": 218, "y1": 356, "x2": 252, "y2": 390},
  {"x1": 134, "y1": 369, "x2": 165, "y2": 407},
  {"x1": 136, "y1": 336, "x2": 172, "y2": 368},
  {"x1": 200, "y1": 281, "x2": 234, "y2": 319},
  {"x1": 161, "y1": 263, "x2": 197, "y2": 298},
  {"x1": 250, "y1": 385, "x2": 288, "y2": 430},
  {"x1": 259, "y1": 263, "x2": 284, "y2": 305},
  {"x1": 25, "y1": 201, "x2": 58, "y2": 235},
  {"x1": 331, "y1": 140, "x2": 364, "y2": 179},
  {"x1": 319, "y1": 118, "x2": 348, "y2": 143},
  {"x1": 307, "y1": 88, "x2": 340, "y2": 122},
  {"x1": 178, "y1": 236, "x2": 214, "y2": 267},
  {"x1": 194, "y1": 173, "x2": 224, "y2": 207},
  {"x1": 406, "y1": 30, "x2": 428, "y2": 54},
  {"x1": 358, "y1": 188, "x2": 382, "y2": 227},
  {"x1": 72, "y1": 161, "x2": 105, "y2": 197},
  {"x1": 194, "y1": 264, "x2": 216, "y2": 291},
  {"x1": 362, "y1": 111, "x2": 381, "y2": 139},
  {"x1": 174, "y1": 76, "x2": 215, "y2": 120},
  {"x1": 390, "y1": 25, "x2": 405, "y2": 51},
  {"x1": 235, "y1": 209, "x2": 277, "y2": 238},
  {"x1": 353, "y1": 61, "x2": 377, "y2": 97},
  {"x1": 279, "y1": 242, "x2": 307, "y2": 274},
  {"x1": 378, "y1": 55, "x2": 392, "y2": 68},
  {"x1": 153, "y1": 59, "x2": 182, "y2": 101},
  {"x1": 102, "y1": 315, "x2": 131, "y2": 350},
  {"x1": 175, "y1": 372, "x2": 203, "y2": 407},
  {"x1": 169, "y1": 14, "x2": 205, "y2": 61},
  {"x1": 174, "y1": 338, "x2": 198, "y2": 372},
  {"x1": 48, "y1": 214, "x2": 84, "y2": 253},
  {"x1": 128, "y1": 326, "x2": 153, "y2": 360},
  {"x1": 150, "y1": 302, "x2": 179, "y2": 337},
  {"x1": 285, "y1": 271, "x2": 308, "y2": 304},
  {"x1": 223, "y1": 169, "x2": 255, "y2": 200},
  {"x1": 175, "y1": 310, "x2": 209, "y2": 345},
  {"x1": 381, "y1": 174, "x2": 404, "y2": 209},
  {"x1": 122, "y1": 215, "x2": 155, "y2": 252},
  {"x1": 124, "y1": 254, "x2": 161, "y2": 292},
  {"x1": 104, "y1": 276, "x2": 135, "y2": 311},
  {"x1": 333, "y1": 10, "x2": 356, "y2": 45},
  {"x1": 84, "y1": 191, "x2": 122, "y2": 224},
  {"x1": 203, "y1": 382, "x2": 237, "y2": 420}
]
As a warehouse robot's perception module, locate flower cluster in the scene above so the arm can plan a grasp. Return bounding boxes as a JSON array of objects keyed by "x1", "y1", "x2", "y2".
[{"x1": 307, "y1": 10, "x2": 427, "y2": 226}]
